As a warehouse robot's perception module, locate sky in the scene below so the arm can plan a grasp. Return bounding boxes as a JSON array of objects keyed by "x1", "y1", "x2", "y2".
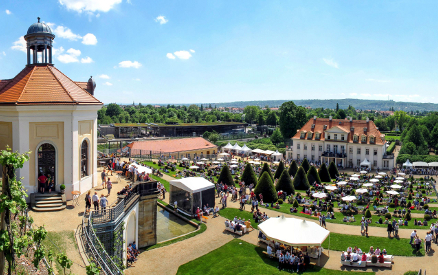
[{"x1": 1, "y1": 0, "x2": 438, "y2": 104}]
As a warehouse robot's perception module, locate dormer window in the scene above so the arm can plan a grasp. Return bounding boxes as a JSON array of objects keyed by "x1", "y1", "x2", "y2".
[
  {"x1": 315, "y1": 132, "x2": 320, "y2": 140},
  {"x1": 370, "y1": 136, "x2": 375, "y2": 144},
  {"x1": 300, "y1": 132, "x2": 306, "y2": 138},
  {"x1": 361, "y1": 135, "x2": 367, "y2": 143},
  {"x1": 308, "y1": 132, "x2": 313, "y2": 139},
  {"x1": 334, "y1": 134, "x2": 338, "y2": 140},
  {"x1": 353, "y1": 135, "x2": 358, "y2": 142},
  {"x1": 326, "y1": 134, "x2": 331, "y2": 140},
  {"x1": 323, "y1": 125, "x2": 327, "y2": 130}
]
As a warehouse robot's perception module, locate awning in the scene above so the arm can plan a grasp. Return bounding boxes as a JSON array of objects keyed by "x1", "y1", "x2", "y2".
[
  {"x1": 413, "y1": 162, "x2": 428, "y2": 167},
  {"x1": 169, "y1": 177, "x2": 215, "y2": 193},
  {"x1": 428, "y1": 162, "x2": 438, "y2": 167},
  {"x1": 403, "y1": 159, "x2": 413, "y2": 167}
]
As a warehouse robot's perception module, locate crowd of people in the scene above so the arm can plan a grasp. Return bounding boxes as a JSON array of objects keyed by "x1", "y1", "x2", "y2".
[
  {"x1": 341, "y1": 246, "x2": 389, "y2": 264},
  {"x1": 264, "y1": 239, "x2": 311, "y2": 272},
  {"x1": 126, "y1": 241, "x2": 139, "y2": 266}
]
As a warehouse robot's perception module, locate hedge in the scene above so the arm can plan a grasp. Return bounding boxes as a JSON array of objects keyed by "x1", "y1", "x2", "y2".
[
  {"x1": 254, "y1": 171, "x2": 278, "y2": 203},
  {"x1": 274, "y1": 161, "x2": 285, "y2": 179},
  {"x1": 288, "y1": 160, "x2": 299, "y2": 177},
  {"x1": 241, "y1": 163, "x2": 258, "y2": 186},
  {"x1": 275, "y1": 170, "x2": 295, "y2": 194},
  {"x1": 396, "y1": 154, "x2": 438, "y2": 164},
  {"x1": 386, "y1": 142, "x2": 396, "y2": 154},
  {"x1": 217, "y1": 165, "x2": 234, "y2": 186}
]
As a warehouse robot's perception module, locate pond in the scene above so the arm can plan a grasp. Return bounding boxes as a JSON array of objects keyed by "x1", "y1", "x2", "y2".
[{"x1": 156, "y1": 206, "x2": 197, "y2": 242}]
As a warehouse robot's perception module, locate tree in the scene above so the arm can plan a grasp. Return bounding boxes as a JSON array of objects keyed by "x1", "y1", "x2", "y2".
[
  {"x1": 301, "y1": 158, "x2": 310, "y2": 173},
  {"x1": 394, "y1": 110, "x2": 409, "y2": 131},
  {"x1": 337, "y1": 109, "x2": 346, "y2": 119},
  {"x1": 202, "y1": 131, "x2": 210, "y2": 139},
  {"x1": 105, "y1": 103, "x2": 122, "y2": 117},
  {"x1": 259, "y1": 162, "x2": 274, "y2": 181},
  {"x1": 274, "y1": 161, "x2": 285, "y2": 179},
  {"x1": 279, "y1": 101, "x2": 307, "y2": 138},
  {"x1": 266, "y1": 112, "x2": 278, "y2": 126},
  {"x1": 328, "y1": 161, "x2": 339, "y2": 179},
  {"x1": 307, "y1": 166, "x2": 321, "y2": 185},
  {"x1": 257, "y1": 113, "x2": 266, "y2": 126},
  {"x1": 217, "y1": 165, "x2": 234, "y2": 186},
  {"x1": 431, "y1": 124, "x2": 438, "y2": 149},
  {"x1": 270, "y1": 128, "x2": 283, "y2": 145},
  {"x1": 318, "y1": 163, "x2": 331, "y2": 182},
  {"x1": 243, "y1": 106, "x2": 260, "y2": 124},
  {"x1": 208, "y1": 133, "x2": 220, "y2": 143},
  {"x1": 275, "y1": 170, "x2": 295, "y2": 195},
  {"x1": 241, "y1": 163, "x2": 258, "y2": 186},
  {"x1": 288, "y1": 160, "x2": 298, "y2": 177},
  {"x1": 292, "y1": 167, "x2": 310, "y2": 190},
  {"x1": 254, "y1": 171, "x2": 278, "y2": 203},
  {"x1": 336, "y1": 103, "x2": 339, "y2": 112}
]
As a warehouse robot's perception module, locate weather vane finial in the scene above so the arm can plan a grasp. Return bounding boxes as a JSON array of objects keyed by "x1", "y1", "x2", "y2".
[{"x1": 37, "y1": 17, "x2": 40, "y2": 23}]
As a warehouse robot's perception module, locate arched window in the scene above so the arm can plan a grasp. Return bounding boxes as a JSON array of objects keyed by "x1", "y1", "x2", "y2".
[{"x1": 81, "y1": 140, "x2": 88, "y2": 178}]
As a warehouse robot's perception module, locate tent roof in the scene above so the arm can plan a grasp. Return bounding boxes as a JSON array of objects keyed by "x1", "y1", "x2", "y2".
[
  {"x1": 258, "y1": 216, "x2": 330, "y2": 247},
  {"x1": 223, "y1": 142, "x2": 233, "y2": 149},
  {"x1": 252, "y1": 149, "x2": 264, "y2": 153},
  {"x1": 129, "y1": 163, "x2": 152, "y2": 175},
  {"x1": 403, "y1": 159, "x2": 413, "y2": 167},
  {"x1": 413, "y1": 161, "x2": 428, "y2": 167},
  {"x1": 170, "y1": 177, "x2": 215, "y2": 193},
  {"x1": 360, "y1": 158, "x2": 371, "y2": 166},
  {"x1": 272, "y1": 150, "x2": 282, "y2": 156},
  {"x1": 428, "y1": 162, "x2": 438, "y2": 167},
  {"x1": 232, "y1": 143, "x2": 242, "y2": 150},
  {"x1": 263, "y1": 150, "x2": 275, "y2": 155},
  {"x1": 240, "y1": 144, "x2": 252, "y2": 151}
]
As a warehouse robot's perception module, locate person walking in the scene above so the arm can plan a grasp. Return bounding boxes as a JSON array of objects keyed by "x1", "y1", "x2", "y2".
[
  {"x1": 101, "y1": 169, "x2": 106, "y2": 188},
  {"x1": 107, "y1": 178, "x2": 112, "y2": 196},
  {"x1": 425, "y1": 231, "x2": 432, "y2": 252},
  {"x1": 85, "y1": 191, "x2": 91, "y2": 213},
  {"x1": 321, "y1": 214, "x2": 326, "y2": 229},
  {"x1": 100, "y1": 194, "x2": 108, "y2": 214},
  {"x1": 92, "y1": 192, "x2": 99, "y2": 211},
  {"x1": 410, "y1": 230, "x2": 417, "y2": 245},
  {"x1": 415, "y1": 236, "x2": 422, "y2": 252}
]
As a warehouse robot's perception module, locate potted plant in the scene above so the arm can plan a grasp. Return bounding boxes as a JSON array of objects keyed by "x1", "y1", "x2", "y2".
[{"x1": 60, "y1": 184, "x2": 66, "y2": 194}]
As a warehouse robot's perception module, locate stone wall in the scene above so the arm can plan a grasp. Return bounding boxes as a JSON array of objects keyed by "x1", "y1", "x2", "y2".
[{"x1": 137, "y1": 194, "x2": 157, "y2": 248}]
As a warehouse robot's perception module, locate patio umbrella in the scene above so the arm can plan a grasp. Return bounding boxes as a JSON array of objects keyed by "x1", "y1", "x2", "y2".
[
  {"x1": 394, "y1": 180, "x2": 404, "y2": 184},
  {"x1": 196, "y1": 162, "x2": 205, "y2": 165},
  {"x1": 395, "y1": 177, "x2": 405, "y2": 180},
  {"x1": 218, "y1": 152, "x2": 230, "y2": 156},
  {"x1": 324, "y1": 185, "x2": 337, "y2": 190},
  {"x1": 201, "y1": 158, "x2": 208, "y2": 161},
  {"x1": 253, "y1": 162, "x2": 261, "y2": 165},
  {"x1": 189, "y1": 165, "x2": 199, "y2": 169},
  {"x1": 378, "y1": 172, "x2": 387, "y2": 176},
  {"x1": 273, "y1": 161, "x2": 280, "y2": 165},
  {"x1": 217, "y1": 158, "x2": 225, "y2": 161},
  {"x1": 230, "y1": 164, "x2": 238, "y2": 168},
  {"x1": 390, "y1": 184, "x2": 402, "y2": 189},
  {"x1": 349, "y1": 177, "x2": 359, "y2": 181},
  {"x1": 212, "y1": 161, "x2": 220, "y2": 164},
  {"x1": 356, "y1": 189, "x2": 368, "y2": 194},
  {"x1": 363, "y1": 183, "x2": 373, "y2": 187},
  {"x1": 375, "y1": 175, "x2": 383, "y2": 179},
  {"x1": 360, "y1": 171, "x2": 368, "y2": 174},
  {"x1": 248, "y1": 161, "x2": 255, "y2": 164},
  {"x1": 230, "y1": 160, "x2": 239, "y2": 164},
  {"x1": 312, "y1": 192, "x2": 327, "y2": 198},
  {"x1": 181, "y1": 157, "x2": 189, "y2": 161},
  {"x1": 342, "y1": 196, "x2": 357, "y2": 202},
  {"x1": 397, "y1": 172, "x2": 406, "y2": 176},
  {"x1": 386, "y1": 190, "x2": 399, "y2": 195},
  {"x1": 337, "y1": 181, "x2": 348, "y2": 185},
  {"x1": 255, "y1": 158, "x2": 261, "y2": 161},
  {"x1": 369, "y1": 179, "x2": 379, "y2": 183}
]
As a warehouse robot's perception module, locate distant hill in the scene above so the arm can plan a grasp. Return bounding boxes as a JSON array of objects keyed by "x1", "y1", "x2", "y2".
[{"x1": 197, "y1": 99, "x2": 438, "y2": 112}]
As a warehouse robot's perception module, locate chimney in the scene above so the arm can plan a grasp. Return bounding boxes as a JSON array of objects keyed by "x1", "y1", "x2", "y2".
[
  {"x1": 366, "y1": 117, "x2": 369, "y2": 122},
  {"x1": 313, "y1": 115, "x2": 317, "y2": 120},
  {"x1": 329, "y1": 116, "x2": 332, "y2": 128},
  {"x1": 350, "y1": 116, "x2": 353, "y2": 132},
  {"x1": 366, "y1": 116, "x2": 370, "y2": 130}
]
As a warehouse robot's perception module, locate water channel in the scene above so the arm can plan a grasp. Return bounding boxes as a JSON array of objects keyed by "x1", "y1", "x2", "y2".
[{"x1": 156, "y1": 206, "x2": 197, "y2": 242}]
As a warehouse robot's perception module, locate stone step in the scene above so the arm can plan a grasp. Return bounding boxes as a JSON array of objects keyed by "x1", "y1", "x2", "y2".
[
  {"x1": 36, "y1": 199, "x2": 63, "y2": 205},
  {"x1": 34, "y1": 196, "x2": 63, "y2": 201},
  {"x1": 32, "y1": 205, "x2": 66, "y2": 212},
  {"x1": 34, "y1": 193, "x2": 63, "y2": 198},
  {"x1": 35, "y1": 202, "x2": 63, "y2": 208}
]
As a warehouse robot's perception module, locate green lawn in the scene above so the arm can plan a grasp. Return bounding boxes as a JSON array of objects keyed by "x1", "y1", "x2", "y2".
[
  {"x1": 142, "y1": 161, "x2": 181, "y2": 178},
  {"x1": 219, "y1": 207, "x2": 259, "y2": 229},
  {"x1": 322, "y1": 232, "x2": 424, "y2": 257},
  {"x1": 176, "y1": 239, "x2": 374, "y2": 275},
  {"x1": 42, "y1": 230, "x2": 76, "y2": 274},
  {"x1": 150, "y1": 174, "x2": 170, "y2": 191}
]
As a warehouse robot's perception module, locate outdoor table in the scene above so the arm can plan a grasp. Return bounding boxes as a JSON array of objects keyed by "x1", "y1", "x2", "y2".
[
  {"x1": 71, "y1": 191, "x2": 81, "y2": 208},
  {"x1": 99, "y1": 161, "x2": 107, "y2": 167},
  {"x1": 115, "y1": 170, "x2": 123, "y2": 182}
]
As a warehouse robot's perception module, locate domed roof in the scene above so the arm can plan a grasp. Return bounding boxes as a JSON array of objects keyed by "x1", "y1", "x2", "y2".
[{"x1": 26, "y1": 17, "x2": 53, "y2": 36}]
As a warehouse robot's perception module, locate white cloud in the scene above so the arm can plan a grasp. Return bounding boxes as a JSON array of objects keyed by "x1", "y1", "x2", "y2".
[
  {"x1": 118, "y1": 61, "x2": 142, "y2": 68},
  {"x1": 349, "y1": 93, "x2": 357, "y2": 96},
  {"x1": 174, "y1": 50, "x2": 192, "y2": 59},
  {"x1": 82, "y1": 33, "x2": 97, "y2": 45},
  {"x1": 322, "y1": 58, "x2": 339, "y2": 69},
  {"x1": 2, "y1": 51, "x2": 5, "y2": 56},
  {"x1": 57, "y1": 48, "x2": 81, "y2": 63},
  {"x1": 360, "y1": 93, "x2": 372, "y2": 97},
  {"x1": 99, "y1": 74, "x2": 110, "y2": 79},
  {"x1": 190, "y1": 49, "x2": 195, "y2": 53},
  {"x1": 103, "y1": 82, "x2": 113, "y2": 86},
  {"x1": 365, "y1": 78, "x2": 391, "y2": 83},
  {"x1": 58, "y1": 0, "x2": 122, "y2": 13},
  {"x1": 166, "y1": 53, "x2": 175, "y2": 59},
  {"x1": 155, "y1": 15, "x2": 168, "y2": 24},
  {"x1": 11, "y1": 36, "x2": 26, "y2": 52},
  {"x1": 81, "y1": 56, "x2": 93, "y2": 63},
  {"x1": 133, "y1": 78, "x2": 140, "y2": 81},
  {"x1": 96, "y1": 13, "x2": 100, "y2": 18},
  {"x1": 52, "y1": 46, "x2": 65, "y2": 56},
  {"x1": 5, "y1": 10, "x2": 11, "y2": 15},
  {"x1": 51, "y1": 25, "x2": 82, "y2": 41},
  {"x1": 373, "y1": 94, "x2": 390, "y2": 97},
  {"x1": 67, "y1": 48, "x2": 81, "y2": 56}
]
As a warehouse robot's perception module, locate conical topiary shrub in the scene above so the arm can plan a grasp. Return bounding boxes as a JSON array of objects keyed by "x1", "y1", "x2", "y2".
[
  {"x1": 217, "y1": 165, "x2": 234, "y2": 186},
  {"x1": 274, "y1": 161, "x2": 285, "y2": 179},
  {"x1": 318, "y1": 163, "x2": 331, "y2": 182},
  {"x1": 288, "y1": 160, "x2": 299, "y2": 177},
  {"x1": 301, "y1": 158, "x2": 310, "y2": 173},
  {"x1": 275, "y1": 170, "x2": 295, "y2": 195},
  {"x1": 254, "y1": 171, "x2": 278, "y2": 203},
  {"x1": 259, "y1": 162, "x2": 274, "y2": 181},
  {"x1": 307, "y1": 166, "x2": 321, "y2": 185},
  {"x1": 241, "y1": 163, "x2": 257, "y2": 186},
  {"x1": 328, "y1": 161, "x2": 339, "y2": 179},
  {"x1": 292, "y1": 167, "x2": 310, "y2": 190}
]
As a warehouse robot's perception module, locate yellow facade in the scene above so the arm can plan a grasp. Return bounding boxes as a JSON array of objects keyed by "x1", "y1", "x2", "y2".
[
  {"x1": 78, "y1": 120, "x2": 94, "y2": 179},
  {"x1": 0, "y1": 121, "x2": 12, "y2": 151},
  {"x1": 28, "y1": 122, "x2": 64, "y2": 187}
]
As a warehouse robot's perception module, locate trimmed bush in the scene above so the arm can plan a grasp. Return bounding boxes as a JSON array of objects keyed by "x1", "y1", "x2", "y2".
[
  {"x1": 365, "y1": 209, "x2": 372, "y2": 218},
  {"x1": 328, "y1": 161, "x2": 339, "y2": 179},
  {"x1": 328, "y1": 205, "x2": 333, "y2": 212},
  {"x1": 288, "y1": 160, "x2": 299, "y2": 177},
  {"x1": 259, "y1": 162, "x2": 274, "y2": 181},
  {"x1": 405, "y1": 212, "x2": 411, "y2": 221},
  {"x1": 307, "y1": 166, "x2": 321, "y2": 185},
  {"x1": 275, "y1": 170, "x2": 295, "y2": 195},
  {"x1": 389, "y1": 202, "x2": 395, "y2": 208},
  {"x1": 318, "y1": 163, "x2": 331, "y2": 182},
  {"x1": 385, "y1": 213, "x2": 392, "y2": 220},
  {"x1": 171, "y1": 166, "x2": 175, "y2": 171},
  {"x1": 254, "y1": 171, "x2": 278, "y2": 203},
  {"x1": 217, "y1": 165, "x2": 234, "y2": 186},
  {"x1": 424, "y1": 214, "x2": 431, "y2": 221},
  {"x1": 274, "y1": 161, "x2": 285, "y2": 179},
  {"x1": 292, "y1": 167, "x2": 311, "y2": 190},
  {"x1": 293, "y1": 200, "x2": 299, "y2": 208},
  {"x1": 301, "y1": 158, "x2": 310, "y2": 173},
  {"x1": 408, "y1": 193, "x2": 412, "y2": 200},
  {"x1": 241, "y1": 163, "x2": 258, "y2": 186},
  {"x1": 423, "y1": 204, "x2": 429, "y2": 210},
  {"x1": 277, "y1": 199, "x2": 283, "y2": 204},
  {"x1": 407, "y1": 201, "x2": 412, "y2": 208},
  {"x1": 386, "y1": 142, "x2": 396, "y2": 154}
]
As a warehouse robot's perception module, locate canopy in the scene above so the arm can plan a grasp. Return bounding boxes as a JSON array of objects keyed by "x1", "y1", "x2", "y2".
[
  {"x1": 363, "y1": 183, "x2": 374, "y2": 187},
  {"x1": 360, "y1": 158, "x2": 371, "y2": 167},
  {"x1": 356, "y1": 189, "x2": 368, "y2": 194},
  {"x1": 230, "y1": 164, "x2": 238, "y2": 168},
  {"x1": 403, "y1": 159, "x2": 413, "y2": 167},
  {"x1": 129, "y1": 163, "x2": 152, "y2": 175},
  {"x1": 324, "y1": 185, "x2": 337, "y2": 190},
  {"x1": 189, "y1": 165, "x2": 199, "y2": 169},
  {"x1": 258, "y1": 216, "x2": 330, "y2": 247},
  {"x1": 337, "y1": 181, "x2": 348, "y2": 185},
  {"x1": 312, "y1": 192, "x2": 327, "y2": 198},
  {"x1": 253, "y1": 162, "x2": 261, "y2": 165},
  {"x1": 248, "y1": 161, "x2": 255, "y2": 164},
  {"x1": 181, "y1": 157, "x2": 189, "y2": 161},
  {"x1": 428, "y1": 162, "x2": 438, "y2": 167},
  {"x1": 223, "y1": 142, "x2": 233, "y2": 149},
  {"x1": 218, "y1": 152, "x2": 230, "y2": 157},
  {"x1": 390, "y1": 184, "x2": 402, "y2": 189},
  {"x1": 360, "y1": 170, "x2": 368, "y2": 174},
  {"x1": 349, "y1": 177, "x2": 359, "y2": 181},
  {"x1": 254, "y1": 158, "x2": 261, "y2": 161},
  {"x1": 413, "y1": 161, "x2": 428, "y2": 167},
  {"x1": 170, "y1": 177, "x2": 215, "y2": 193},
  {"x1": 352, "y1": 174, "x2": 360, "y2": 177},
  {"x1": 386, "y1": 190, "x2": 399, "y2": 195},
  {"x1": 272, "y1": 150, "x2": 283, "y2": 156},
  {"x1": 252, "y1": 149, "x2": 264, "y2": 154},
  {"x1": 394, "y1": 180, "x2": 404, "y2": 184},
  {"x1": 262, "y1": 150, "x2": 275, "y2": 155},
  {"x1": 342, "y1": 196, "x2": 357, "y2": 201},
  {"x1": 375, "y1": 175, "x2": 383, "y2": 179},
  {"x1": 212, "y1": 161, "x2": 220, "y2": 164},
  {"x1": 395, "y1": 177, "x2": 405, "y2": 180},
  {"x1": 378, "y1": 172, "x2": 387, "y2": 175},
  {"x1": 229, "y1": 160, "x2": 238, "y2": 164},
  {"x1": 397, "y1": 172, "x2": 406, "y2": 176},
  {"x1": 232, "y1": 143, "x2": 242, "y2": 150},
  {"x1": 201, "y1": 158, "x2": 208, "y2": 161},
  {"x1": 217, "y1": 158, "x2": 225, "y2": 161},
  {"x1": 240, "y1": 144, "x2": 252, "y2": 152},
  {"x1": 196, "y1": 162, "x2": 205, "y2": 165},
  {"x1": 369, "y1": 179, "x2": 379, "y2": 183}
]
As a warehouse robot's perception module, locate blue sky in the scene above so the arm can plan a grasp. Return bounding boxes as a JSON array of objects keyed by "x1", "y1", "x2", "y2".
[{"x1": 1, "y1": 0, "x2": 438, "y2": 104}]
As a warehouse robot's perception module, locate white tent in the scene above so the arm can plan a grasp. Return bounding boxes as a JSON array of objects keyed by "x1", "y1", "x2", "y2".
[
  {"x1": 403, "y1": 159, "x2": 413, "y2": 167},
  {"x1": 212, "y1": 161, "x2": 220, "y2": 164},
  {"x1": 349, "y1": 177, "x2": 359, "y2": 181},
  {"x1": 271, "y1": 150, "x2": 283, "y2": 161},
  {"x1": 369, "y1": 179, "x2": 379, "y2": 183},
  {"x1": 170, "y1": 177, "x2": 214, "y2": 193},
  {"x1": 201, "y1": 158, "x2": 208, "y2": 161},
  {"x1": 223, "y1": 142, "x2": 233, "y2": 151},
  {"x1": 342, "y1": 196, "x2": 357, "y2": 201},
  {"x1": 240, "y1": 144, "x2": 252, "y2": 154},
  {"x1": 397, "y1": 172, "x2": 406, "y2": 176},
  {"x1": 428, "y1": 162, "x2": 438, "y2": 167},
  {"x1": 258, "y1": 216, "x2": 330, "y2": 247},
  {"x1": 229, "y1": 160, "x2": 238, "y2": 164},
  {"x1": 394, "y1": 180, "x2": 404, "y2": 184},
  {"x1": 395, "y1": 177, "x2": 405, "y2": 180},
  {"x1": 352, "y1": 174, "x2": 360, "y2": 177},
  {"x1": 356, "y1": 189, "x2": 368, "y2": 194},
  {"x1": 230, "y1": 164, "x2": 238, "y2": 168},
  {"x1": 252, "y1": 149, "x2": 264, "y2": 154},
  {"x1": 413, "y1": 161, "x2": 428, "y2": 167},
  {"x1": 324, "y1": 185, "x2": 337, "y2": 190},
  {"x1": 360, "y1": 170, "x2": 368, "y2": 174},
  {"x1": 196, "y1": 162, "x2": 205, "y2": 165},
  {"x1": 262, "y1": 150, "x2": 275, "y2": 155},
  {"x1": 129, "y1": 163, "x2": 152, "y2": 175},
  {"x1": 378, "y1": 172, "x2": 387, "y2": 176},
  {"x1": 375, "y1": 175, "x2": 383, "y2": 179},
  {"x1": 363, "y1": 183, "x2": 374, "y2": 187},
  {"x1": 386, "y1": 190, "x2": 399, "y2": 195},
  {"x1": 312, "y1": 192, "x2": 327, "y2": 198},
  {"x1": 189, "y1": 165, "x2": 200, "y2": 169},
  {"x1": 360, "y1": 158, "x2": 371, "y2": 167},
  {"x1": 232, "y1": 143, "x2": 242, "y2": 150},
  {"x1": 337, "y1": 181, "x2": 348, "y2": 185},
  {"x1": 390, "y1": 184, "x2": 402, "y2": 189},
  {"x1": 218, "y1": 152, "x2": 230, "y2": 157},
  {"x1": 181, "y1": 157, "x2": 189, "y2": 161}
]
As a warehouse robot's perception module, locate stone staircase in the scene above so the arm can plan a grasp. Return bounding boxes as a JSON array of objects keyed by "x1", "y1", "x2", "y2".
[{"x1": 30, "y1": 193, "x2": 67, "y2": 212}]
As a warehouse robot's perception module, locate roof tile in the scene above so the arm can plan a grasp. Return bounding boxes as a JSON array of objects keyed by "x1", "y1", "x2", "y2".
[{"x1": 127, "y1": 137, "x2": 218, "y2": 153}]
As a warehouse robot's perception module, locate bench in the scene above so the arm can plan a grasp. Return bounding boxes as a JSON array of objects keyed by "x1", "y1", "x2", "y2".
[
  {"x1": 366, "y1": 261, "x2": 392, "y2": 268},
  {"x1": 224, "y1": 227, "x2": 243, "y2": 235},
  {"x1": 340, "y1": 260, "x2": 367, "y2": 267}
]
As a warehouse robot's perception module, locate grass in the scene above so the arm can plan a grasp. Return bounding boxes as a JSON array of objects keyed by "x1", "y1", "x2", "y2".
[
  {"x1": 322, "y1": 232, "x2": 424, "y2": 257},
  {"x1": 176, "y1": 239, "x2": 374, "y2": 275},
  {"x1": 219, "y1": 207, "x2": 260, "y2": 229},
  {"x1": 142, "y1": 161, "x2": 181, "y2": 178},
  {"x1": 150, "y1": 174, "x2": 170, "y2": 191},
  {"x1": 42, "y1": 230, "x2": 75, "y2": 274}
]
